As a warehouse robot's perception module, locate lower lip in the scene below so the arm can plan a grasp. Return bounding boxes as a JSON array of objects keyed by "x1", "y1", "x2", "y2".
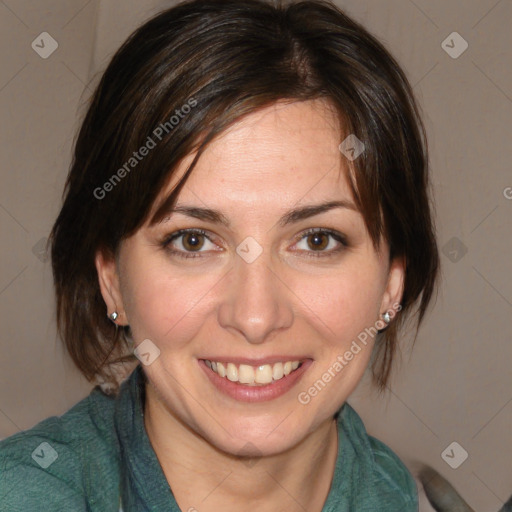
[{"x1": 199, "y1": 359, "x2": 312, "y2": 403}]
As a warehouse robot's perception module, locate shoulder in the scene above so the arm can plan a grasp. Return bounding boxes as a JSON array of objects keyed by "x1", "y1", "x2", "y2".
[
  {"x1": 339, "y1": 403, "x2": 418, "y2": 511},
  {"x1": 0, "y1": 386, "x2": 120, "y2": 511},
  {"x1": 367, "y1": 434, "x2": 418, "y2": 500}
]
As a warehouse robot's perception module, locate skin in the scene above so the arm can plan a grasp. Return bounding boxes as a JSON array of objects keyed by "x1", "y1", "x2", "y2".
[{"x1": 96, "y1": 99, "x2": 405, "y2": 511}]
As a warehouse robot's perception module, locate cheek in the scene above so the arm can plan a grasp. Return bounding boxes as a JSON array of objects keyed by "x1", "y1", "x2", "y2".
[
  {"x1": 120, "y1": 255, "x2": 220, "y2": 348},
  {"x1": 296, "y1": 262, "x2": 384, "y2": 345}
]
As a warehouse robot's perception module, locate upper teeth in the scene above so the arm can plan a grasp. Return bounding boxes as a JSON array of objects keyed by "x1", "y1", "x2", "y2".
[{"x1": 204, "y1": 360, "x2": 300, "y2": 385}]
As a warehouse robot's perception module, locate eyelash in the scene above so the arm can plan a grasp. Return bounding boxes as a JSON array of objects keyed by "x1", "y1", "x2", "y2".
[{"x1": 160, "y1": 228, "x2": 348, "y2": 260}]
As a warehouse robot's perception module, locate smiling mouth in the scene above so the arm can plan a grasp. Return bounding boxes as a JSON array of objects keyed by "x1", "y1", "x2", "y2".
[{"x1": 202, "y1": 359, "x2": 303, "y2": 386}]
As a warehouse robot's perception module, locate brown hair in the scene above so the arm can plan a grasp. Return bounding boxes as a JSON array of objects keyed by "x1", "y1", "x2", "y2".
[{"x1": 50, "y1": 0, "x2": 439, "y2": 393}]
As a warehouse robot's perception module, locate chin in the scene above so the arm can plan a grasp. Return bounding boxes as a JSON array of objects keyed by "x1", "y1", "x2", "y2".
[{"x1": 195, "y1": 411, "x2": 313, "y2": 460}]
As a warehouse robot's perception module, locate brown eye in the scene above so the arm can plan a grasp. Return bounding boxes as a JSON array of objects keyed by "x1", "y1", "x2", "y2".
[
  {"x1": 182, "y1": 232, "x2": 205, "y2": 251},
  {"x1": 306, "y1": 232, "x2": 329, "y2": 251},
  {"x1": 293, "y1": 228, "x2": 347, "y2": 258},
  {"x1": 162, "y1": 228, "x2": 218, "y2": 259}
]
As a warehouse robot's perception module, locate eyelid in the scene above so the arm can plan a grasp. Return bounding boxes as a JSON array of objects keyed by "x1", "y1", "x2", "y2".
[{"x1": 161, "y1": 228, "x2": 217, "y2": 247}]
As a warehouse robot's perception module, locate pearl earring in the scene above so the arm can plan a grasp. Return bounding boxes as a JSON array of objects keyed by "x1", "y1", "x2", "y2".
[
  {"x1": 382, "y1": 311, "x2": 391, "y2": 324},
  {"x1": 109, "y1": 311, "x2": 118, "y2": 322}
]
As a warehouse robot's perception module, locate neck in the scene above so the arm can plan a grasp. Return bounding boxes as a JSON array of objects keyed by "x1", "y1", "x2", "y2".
[{"x1": 144, "y1": 382, "x2": 339, "y2": 512}]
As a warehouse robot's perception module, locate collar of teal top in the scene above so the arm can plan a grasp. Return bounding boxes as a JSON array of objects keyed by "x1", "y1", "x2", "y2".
[{"x1": 113, "y1": 363, "x2": 374, "y2": 511}]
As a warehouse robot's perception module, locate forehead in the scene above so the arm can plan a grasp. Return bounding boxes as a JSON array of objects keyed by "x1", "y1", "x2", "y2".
[{"x1": 154, "y1": 99, "x2": 356, "y2": 216}]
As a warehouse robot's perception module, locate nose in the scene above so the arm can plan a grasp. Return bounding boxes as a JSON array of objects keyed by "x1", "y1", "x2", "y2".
[{"x1": 217, "y1": 247, "x2": 294, "y2": 345}]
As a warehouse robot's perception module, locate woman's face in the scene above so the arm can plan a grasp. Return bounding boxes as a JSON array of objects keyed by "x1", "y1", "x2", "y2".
[{"x1": 97, "y1": 99, "x2": 404, "y2": 456}]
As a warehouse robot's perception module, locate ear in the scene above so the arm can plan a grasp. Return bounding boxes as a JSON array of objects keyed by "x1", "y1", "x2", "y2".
[
  {"x1": 379, "y1": 255, "x2": 405, "y2": 318},
  {"x1": 95, "y1": 248, "x2": 128, "y2": 326}
]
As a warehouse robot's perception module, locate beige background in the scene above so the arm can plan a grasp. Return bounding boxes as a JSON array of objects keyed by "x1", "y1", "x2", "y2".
[{"x1": 0, "y1": 1, "x2": 511, "y2": 510}]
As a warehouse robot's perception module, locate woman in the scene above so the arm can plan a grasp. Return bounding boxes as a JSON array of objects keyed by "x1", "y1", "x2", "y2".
[{"x1": 0, "y1": 0, "x2": 439, "y2": 510}]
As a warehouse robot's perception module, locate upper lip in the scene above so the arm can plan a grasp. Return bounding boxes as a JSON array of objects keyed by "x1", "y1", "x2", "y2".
[{"x1": 200, "y1": 356, "x2": 312, "y2": 365}]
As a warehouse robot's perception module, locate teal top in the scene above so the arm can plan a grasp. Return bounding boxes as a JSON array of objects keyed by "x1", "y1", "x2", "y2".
[{"x1": 0, "y1": 365, "x2": 418, "y2": 511}]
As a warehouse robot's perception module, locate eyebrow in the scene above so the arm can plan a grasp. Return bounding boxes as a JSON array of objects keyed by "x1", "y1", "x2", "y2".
[{"x1": 161, "y1": 200, "x2": 358, "y2": 228}]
